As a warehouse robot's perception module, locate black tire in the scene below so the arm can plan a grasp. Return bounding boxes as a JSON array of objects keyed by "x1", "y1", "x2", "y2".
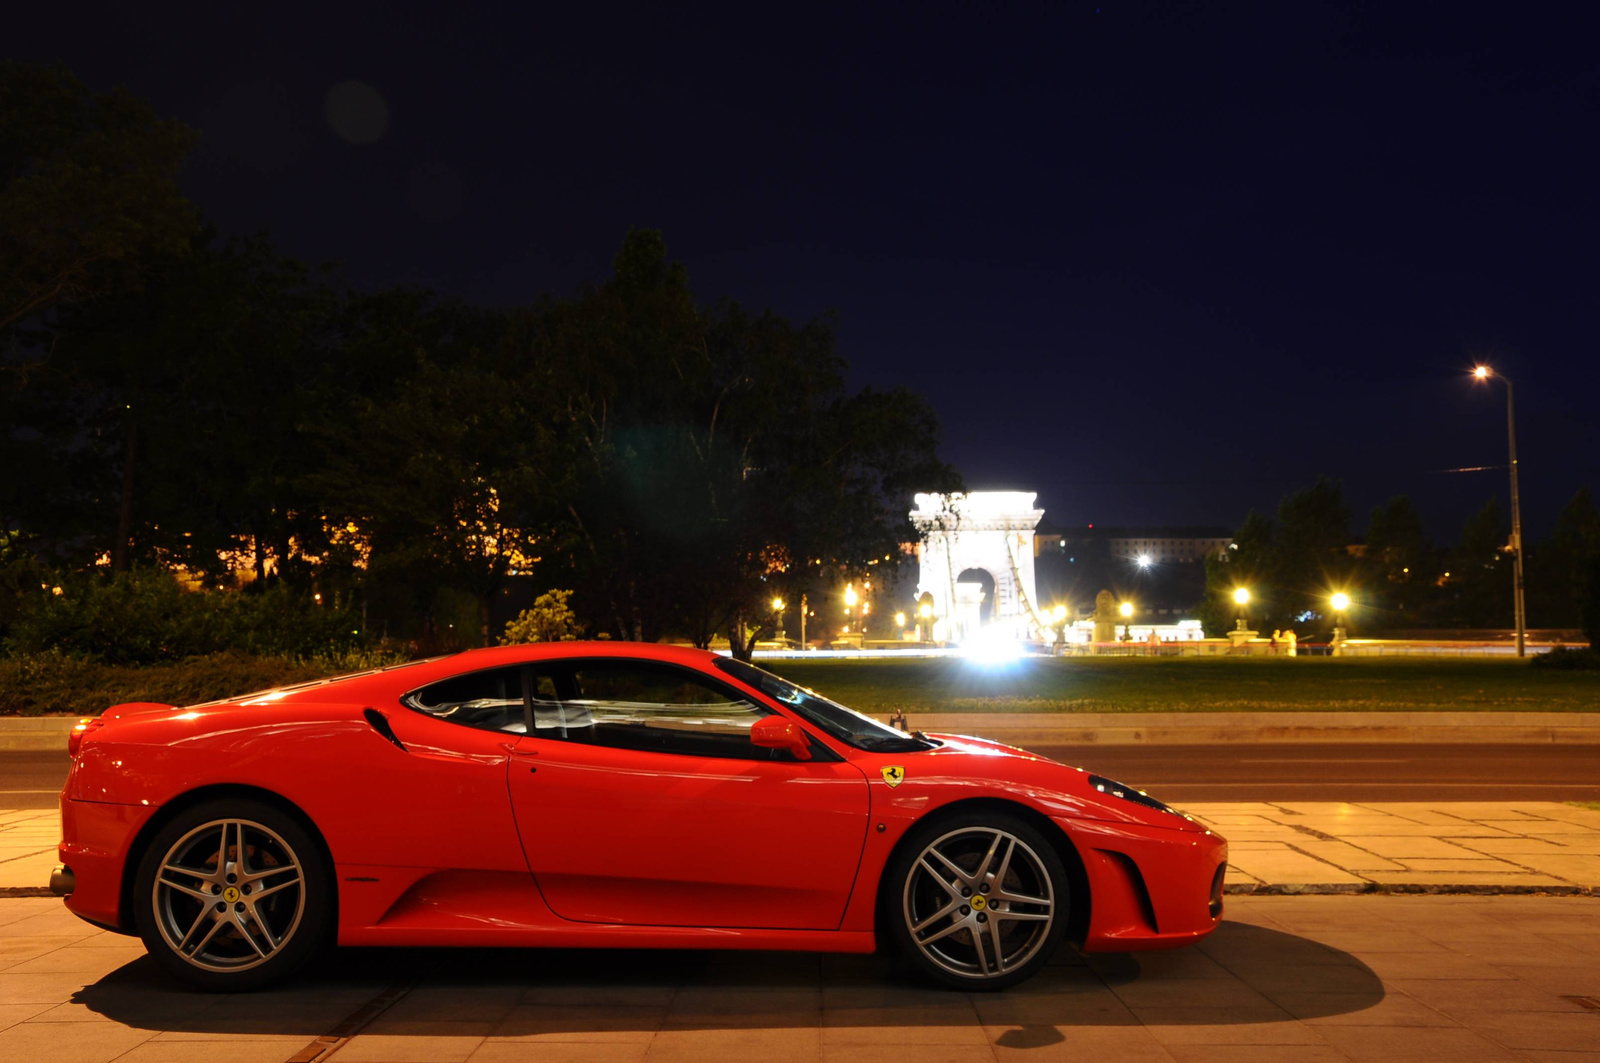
[
  {"x1": 133, "y1": 798, "x2": 332, "y2": 991},
  {"x1": 885, "y1": 809, "x2": 1070, "y2": 990}
]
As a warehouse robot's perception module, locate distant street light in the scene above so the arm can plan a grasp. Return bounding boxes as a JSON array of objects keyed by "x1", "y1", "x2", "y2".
[
  {"x1": 894, "y1": 611, "x2": 906, "y2": 630},
  {"x1": 771, "y1": 597, "x2": 785, "y2": 644},
  {"x1": 1330, "y1": 591, "x2": 1350, "y2": 613},
  {"x1": 1137, "y1": 554, "x2": 1152, "y2": 568},
  {"x1": 843, "y1": 583, "x2": 858, "y2": 609},
  {"x1": 1052, "y1": 604, "x2": 1068, "y2": 622},
  {"x1": 1471, "y1": 364, "x2": 1527, "y2": 657},
  {"x1": 1119, "y1": 600, "x2": 1133, "y2": 642},
  {"x1": 1119, "y1": 601, "x2": 1133, "y2": 617},
  {"x1": 1233, "y1": 586, "x2": 1250, "y2": 631}
]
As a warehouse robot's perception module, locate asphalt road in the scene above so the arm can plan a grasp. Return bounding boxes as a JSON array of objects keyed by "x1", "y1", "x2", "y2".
[{"x1": 1029, "y1": 742, "x2": 1600, "y2": 802}]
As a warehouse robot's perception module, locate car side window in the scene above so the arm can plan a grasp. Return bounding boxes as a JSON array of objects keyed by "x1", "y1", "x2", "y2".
[
  {"x1": 532, "y1": 660, "x2": 791, "y2": 760},
  {"x1": 401, "y1": 666, "x2": 526, "y2": 733}
]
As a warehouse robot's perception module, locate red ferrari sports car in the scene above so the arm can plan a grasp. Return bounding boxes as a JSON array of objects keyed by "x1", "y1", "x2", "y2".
[{"x1": 53, "y1": 643, "x2": 1226, "y2": 991}]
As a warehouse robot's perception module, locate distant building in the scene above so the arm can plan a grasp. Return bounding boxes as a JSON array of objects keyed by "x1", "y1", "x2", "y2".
[{"x1": 1035, "y1": 524, "x2": 1233, "y2": 564}]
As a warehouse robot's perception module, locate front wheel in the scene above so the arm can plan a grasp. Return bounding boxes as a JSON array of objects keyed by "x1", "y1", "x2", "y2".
[
  {"x1": 133, "y1": 799, "x2": 331, "y2": 991},
  {"x1": 886, "y1": 811, "x2": 1070, "y2": 990}
]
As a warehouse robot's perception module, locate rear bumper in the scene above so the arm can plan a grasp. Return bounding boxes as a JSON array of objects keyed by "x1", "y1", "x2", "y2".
[
  {"x1": 59, "y1": 796, "x2": 156, "y2": 932},
  {"x1": 1056, "y1": 815, "x2": 1228, "y2": 952}
]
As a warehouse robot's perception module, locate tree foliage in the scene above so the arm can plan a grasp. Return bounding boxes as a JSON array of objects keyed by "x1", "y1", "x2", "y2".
[{"x1": 0, "y1": 62, "x2": 199, "y2": 339}]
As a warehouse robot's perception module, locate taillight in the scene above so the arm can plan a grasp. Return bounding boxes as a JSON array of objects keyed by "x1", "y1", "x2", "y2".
[{"x1": 67, "y1": 717, "x2": 102, "y2": 758}]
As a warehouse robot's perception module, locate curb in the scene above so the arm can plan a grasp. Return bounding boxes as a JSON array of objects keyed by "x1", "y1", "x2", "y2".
[
  {"x1": 1224, "y1": 882, "x2": 1597, "y2": 897},
  {"x1": 0, "y1": 717, "x2": 81, "y2": 752},
  {"x1": 0, "y1": 887, "x2": 55, "y2": 898}
]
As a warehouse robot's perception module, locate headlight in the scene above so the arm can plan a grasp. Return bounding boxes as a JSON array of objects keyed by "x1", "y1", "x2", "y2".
[{"x1": 1088, "y1": 774, "x2": 1183, "y2": 818}]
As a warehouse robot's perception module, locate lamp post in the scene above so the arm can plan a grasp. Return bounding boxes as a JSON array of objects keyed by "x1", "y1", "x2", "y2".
[
  {"x1": 1119, "y1": 600, "x2": 1133, "y2": 642},
  {"x1": 1330, "y1": 591, "x2": 1349, "y2": 656},
  {"x1": 917, "y1": 602, "x2": 933, "y2": 642},
  {"x1": 799, "y1": 593, "x2": 807, "y2": 649},
  {"x1": 1233, "y1": 587, "x2": 1250, "y2": 631},
  {"x1": 771, "y1": 597, "x2": 785, "y2": 646},
  {"x1": 1473, "y1": 365, "x2": 1527, "y2": 658}
]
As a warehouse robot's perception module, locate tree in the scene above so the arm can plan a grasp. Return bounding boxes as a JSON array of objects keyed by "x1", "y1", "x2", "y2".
[
  {"x1": 2, "y1": 233, "x2": 337, "y2": 575},
  {"x1": 1271, "y1": 476, "x2": 1353, "y2": 632},
  {"x1": 512, "y1": 230, "x2": 958, "y2": 659},
  {"x1": 309, "y1": 345, "x2": 558, "y2": 648},
  {"x1": 1527, "y1": 488, "x2": 1600, "y2": 628},
  {"x1": 1198, "y1": 509, "x2": 1272, "y2": 635},
  {"x1": 1363, "y1": 495, "x2": 1440, "y2": 622},
  {"x1": 1446, "y1": 497, "x2": 1510, "y2": 628},
  {"x1": 0, "y1": 62, "x2": 198, "y2": 339}
]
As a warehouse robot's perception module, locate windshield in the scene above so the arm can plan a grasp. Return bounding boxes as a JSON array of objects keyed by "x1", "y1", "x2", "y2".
[{"x1": 714, "y1": 658, "x2": 936, "y2": 753}]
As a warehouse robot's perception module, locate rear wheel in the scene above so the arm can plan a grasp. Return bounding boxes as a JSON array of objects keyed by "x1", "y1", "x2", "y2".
[
  {"x1": 133, "y1": 799, "x2": 330, "y2": 991},
  {"x1": 887, "y1": 811, "x2": 1069, "y2": 990}
]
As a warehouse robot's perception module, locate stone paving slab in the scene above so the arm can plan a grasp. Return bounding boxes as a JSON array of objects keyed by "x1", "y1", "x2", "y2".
[
  {"x1": 1179, "y1": 802, "x2": 1600, "y2": 896},
  {"x1": 1, "y1": 895, "x2": 1598, "y2": 1062}
]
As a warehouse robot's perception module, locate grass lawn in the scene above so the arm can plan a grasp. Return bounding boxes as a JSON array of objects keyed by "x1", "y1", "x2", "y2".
[{"x1": 762, "y1": 656, "x2": 1600, "y2": 715}]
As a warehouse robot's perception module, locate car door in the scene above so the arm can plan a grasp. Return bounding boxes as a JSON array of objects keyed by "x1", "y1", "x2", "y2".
[{"x1": 506, "y1": 658, "x2": 871, "y2": 930}]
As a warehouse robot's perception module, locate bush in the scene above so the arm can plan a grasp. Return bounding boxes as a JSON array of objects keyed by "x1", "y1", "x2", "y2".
[
  {"x1": 1530, "y1": 645, "x2": 1600, "y2": 671},
  {"x1": 0, "y1": 649, "x2": 404, "y2": 716},
  {"x1": 500, "y1": 589, "x2": 583, "y2": 644},
  {"x1": 3, "y1": 570, "x2": 364, "y2": 665}
]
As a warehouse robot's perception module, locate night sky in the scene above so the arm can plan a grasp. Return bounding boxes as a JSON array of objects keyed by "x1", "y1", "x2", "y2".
[{"x1": 14, "y1": 2, "x2": 1599, "y2": 540}]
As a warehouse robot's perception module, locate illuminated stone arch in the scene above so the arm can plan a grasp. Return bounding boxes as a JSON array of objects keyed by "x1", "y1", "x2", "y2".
[{"x1": 911, "y1": 492, "x2": 1045, "y2": 642}]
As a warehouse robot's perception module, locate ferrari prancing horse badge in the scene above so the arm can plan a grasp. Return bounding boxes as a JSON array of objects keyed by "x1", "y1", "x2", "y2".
[{"x1": 881, "y1": 766, "x2": 905, "y2": 788}]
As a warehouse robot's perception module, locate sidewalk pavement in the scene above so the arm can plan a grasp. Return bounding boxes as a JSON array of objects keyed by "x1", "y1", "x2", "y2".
[
  {"x1": 2, "y1": 893, "x2": 1598, "y2": 1062},
  {"x1": 5, "y1": 802, "x2": 1599, "y2": 898}
]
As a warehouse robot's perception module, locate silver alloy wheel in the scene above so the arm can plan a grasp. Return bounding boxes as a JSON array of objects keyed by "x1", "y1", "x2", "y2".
[
  {"x1": 151, "y1": 818, "x2": 306, "y2": 973},
  {"x1": 902, "y1": 826, "x2": 1055, "y2": 980}
]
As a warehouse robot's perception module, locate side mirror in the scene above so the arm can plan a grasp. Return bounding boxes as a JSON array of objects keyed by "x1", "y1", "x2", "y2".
[{"x1": 749, "y1": 715, "x2": 812, "y2": 761}]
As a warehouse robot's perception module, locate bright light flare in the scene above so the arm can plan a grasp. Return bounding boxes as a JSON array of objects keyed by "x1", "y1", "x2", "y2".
[
  {"x1": 961, "y1": 630, "x2": 1026, "y2": 665},
  {"x1": 771, "y1": 597, "x2": 784, "y2": 612},
  {"x1": 1137, "y1": 554, "x2": 1151, "y2": 568},
  {"x1": 1473, "y1": 365, "x2": 1491, "y2": 380},
  {"x1": 1331, "y1": 592, "x2": 1350, "y2": 611},
  {"x1": 1052, "y1": 604, "x2": 1067, "y2": 622},
  {"x1": 1233, "y1": 587, "x2": 1250, "y2": 605},
  {"x1": 1119, "y1": 601, "x2": 1133, "y2": 618}
]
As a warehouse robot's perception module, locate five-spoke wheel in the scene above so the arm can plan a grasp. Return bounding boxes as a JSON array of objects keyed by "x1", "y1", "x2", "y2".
[
  {"x1": 888, "y1": 812, "x2": 1069, "y2": 988},
  {"x1": 134, "y1": 800, "x2": 330, "y2": 990}
]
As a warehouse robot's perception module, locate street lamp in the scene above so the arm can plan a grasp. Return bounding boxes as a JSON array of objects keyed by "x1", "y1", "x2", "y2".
[
  {"x1": 917, "y1": 601, "x2": 933, "y2": 642},
  {"x1": 1119, "y1": 600, "x2": 1133, "y2": 641},
  {"x1": 1233, "y1": 586, "x2": 1250, "y2": 631},
  {"x1": 771, "y1": 597, "x2": 785, "y2": 645},
  {"x1": 1472, "y1": 365, "x2": 1527, "y2": 657}
]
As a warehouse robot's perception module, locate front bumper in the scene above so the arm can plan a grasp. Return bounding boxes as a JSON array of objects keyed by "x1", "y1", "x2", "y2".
[{"x1": 1056, "y1": 815, "x2": 1228, "y2": 952}]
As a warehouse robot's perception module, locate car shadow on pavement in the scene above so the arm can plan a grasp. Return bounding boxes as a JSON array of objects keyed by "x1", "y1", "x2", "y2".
[{"x1": 73, "y1": 919, "x2": 1385, "y2": 1042}]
